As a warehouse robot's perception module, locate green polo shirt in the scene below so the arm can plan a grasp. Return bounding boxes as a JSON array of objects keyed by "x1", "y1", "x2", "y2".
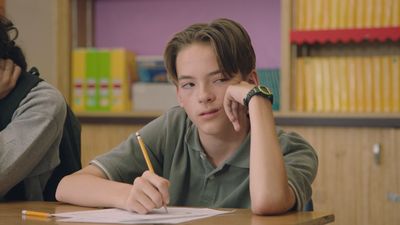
[{"x1": 92, "y1": 106, "x2": 317, "y2": 210}]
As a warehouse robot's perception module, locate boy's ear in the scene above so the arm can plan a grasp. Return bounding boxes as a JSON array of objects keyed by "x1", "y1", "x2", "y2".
[
  {"x1": 175, "y1": 86, "x2": 184, "y2": 107},
  {"x1": 246, "y1": 69, "x2": 259, "y2": 85}
]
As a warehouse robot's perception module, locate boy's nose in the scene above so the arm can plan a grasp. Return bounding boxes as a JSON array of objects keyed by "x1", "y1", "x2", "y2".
[{"x1": 198, "y1": 86, "x2": 215, "y2": 103}]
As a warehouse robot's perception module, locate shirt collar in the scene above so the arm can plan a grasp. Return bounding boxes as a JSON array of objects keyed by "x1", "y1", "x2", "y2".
[{"x1": 185, "y1": 125, "x2": 250, "y2": 169}]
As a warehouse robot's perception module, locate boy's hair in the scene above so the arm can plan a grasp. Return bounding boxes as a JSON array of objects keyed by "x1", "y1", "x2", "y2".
[
  {"x1": 0, "y1": 15, "x2": 27, "y2": 71},
  {"x1": 164, "y1": 18, "x2": 256, "y2": 85}
]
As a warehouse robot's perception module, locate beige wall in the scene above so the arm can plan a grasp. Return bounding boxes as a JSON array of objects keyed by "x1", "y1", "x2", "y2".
[{"x1": 5, "y1": 0, "x2": 67, "y2": 92}]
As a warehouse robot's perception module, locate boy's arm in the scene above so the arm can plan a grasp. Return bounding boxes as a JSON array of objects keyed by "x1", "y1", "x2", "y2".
[
  {"x1": 56, "y1": 165, "x2": 170, "y2": 214},
  {"x1": 247, "y1": 96, "x2": 296, "y2": 214},
  {"x1": 224, "y1": 82, "x2": 295, "y2": 215},
  {"x1": 0, "y1": 82, "x2": 66, "y2": 198}
]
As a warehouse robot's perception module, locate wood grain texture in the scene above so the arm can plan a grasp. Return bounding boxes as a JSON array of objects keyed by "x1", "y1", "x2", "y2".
[{"x1": 282, "y1": 126, "x2": 400, "y2": 225}]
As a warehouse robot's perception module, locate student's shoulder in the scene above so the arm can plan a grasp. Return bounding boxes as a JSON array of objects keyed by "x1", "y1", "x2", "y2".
[
  {"x1": 17, "y1": 81, "x2": 66, "y2": 118},
  {"x1": 163, "y1": 106, "x2": 191, "y2": 124},
  {"x1": 276, "y1": 127, "x2": 315, "y2": 153},
  {"x1": 145, "y1": 106, "x2": 192, "y2": 132}
]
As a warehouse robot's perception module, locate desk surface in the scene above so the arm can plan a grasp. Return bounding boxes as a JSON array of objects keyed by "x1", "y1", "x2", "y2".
[{"x1": 0, "y1": 201, "x2": 334, "y2": 225}]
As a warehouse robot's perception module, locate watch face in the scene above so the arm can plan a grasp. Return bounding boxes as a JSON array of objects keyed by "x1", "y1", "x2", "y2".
[{"x1": 258, "y1": 86, "x2": 272, "y2": 95}]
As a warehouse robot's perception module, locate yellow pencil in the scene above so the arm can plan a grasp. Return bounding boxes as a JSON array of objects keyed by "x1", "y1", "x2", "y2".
[
  {"x1": 135, "y1": 132, "x2": 168, "y2": 213},
  {"x1": 136, "y1": 132, "x2": 155, "y2": 173},
  {"x1": 21, "y1": 210, "x2": 52, "y2": 218}
]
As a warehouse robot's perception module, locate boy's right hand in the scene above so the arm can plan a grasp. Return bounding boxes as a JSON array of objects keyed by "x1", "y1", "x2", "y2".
[
  {"x1": 123, "y1": 171, "x2": 170, "y2": 214},
  {"x1": 0, "y1": 59, "x2": 21, "y2": 99}
]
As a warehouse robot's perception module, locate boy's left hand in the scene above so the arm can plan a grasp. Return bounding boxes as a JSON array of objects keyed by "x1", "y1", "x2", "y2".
[{"x1": 223, "y1": 81, "x2": 255, "y2": 131}]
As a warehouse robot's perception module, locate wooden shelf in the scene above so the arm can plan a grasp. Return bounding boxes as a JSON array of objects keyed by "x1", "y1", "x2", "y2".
[
  {"x1": 274, "y1": 112, "x2": 400, "y2": 127},
  {"x1": 77, "y1": 111, "x2": 400, "y2": 127},
  {"x1": 290, "y1": 27, "x2": 400, "y2": 44},
  {"x1": 76, "y1": 111, "x2": 162, "y2": 124}
]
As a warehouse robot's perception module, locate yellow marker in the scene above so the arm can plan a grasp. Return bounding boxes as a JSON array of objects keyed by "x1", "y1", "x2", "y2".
[
  {"x1": 136, "y1": 132, "x2": 168, "y2": 213},
  {"x1": 21, "y1": 210, "x2": 52, "y2": 218}
]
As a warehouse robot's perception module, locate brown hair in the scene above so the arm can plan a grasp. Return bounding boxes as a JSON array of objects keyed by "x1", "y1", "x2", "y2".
[{"x1": 164, "y1": 18, "x2": 256, "y2": 85}]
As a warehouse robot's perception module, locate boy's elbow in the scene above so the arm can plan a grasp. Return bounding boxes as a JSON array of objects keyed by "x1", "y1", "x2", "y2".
[
  {"x1": 251, "y1": 194, "x2": 294, "y2": 215},
  {"x1": 55, "y1": 176, "x2": 69, "y2": 202},
  {"x1": 251, "y1": 202, "x2": 284, "y2": 215}
]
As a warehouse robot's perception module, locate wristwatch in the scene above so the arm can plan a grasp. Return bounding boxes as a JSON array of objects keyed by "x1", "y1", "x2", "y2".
[{"x1": 243, "y1": 85, "x2": 273, "y2": 107}]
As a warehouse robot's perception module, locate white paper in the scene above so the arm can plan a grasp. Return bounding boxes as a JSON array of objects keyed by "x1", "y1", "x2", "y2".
[{"x1": 53, "y1": 207, "x2": 232, "y2": 224}]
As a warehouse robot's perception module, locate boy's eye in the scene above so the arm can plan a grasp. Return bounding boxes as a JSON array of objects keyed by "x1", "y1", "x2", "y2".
[
  {"x1": 214, "y1": 78, "x2": 228, "y2": 84},
  {"x1": 181, "y1": 82, "x2": 195, "y2": 89}
]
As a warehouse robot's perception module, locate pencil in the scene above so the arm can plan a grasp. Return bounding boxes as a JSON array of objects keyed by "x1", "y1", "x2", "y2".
[
  {"x1": 135, "y1": 132, "x2": 168, "y2": 213},
  {"x1": 136, "y1": 132, "x2": 155, "y2": 173},
  {"x1": 21, "y1": 210, "x2": 52, "y2": 218}
]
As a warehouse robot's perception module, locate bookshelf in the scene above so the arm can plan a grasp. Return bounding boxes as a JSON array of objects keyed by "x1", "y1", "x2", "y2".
[
  {"x1": 282, "y1": 0, "x2": 400, "y2": 117},
  {"x1": 282, "y1": 1, "x2": 400, "y2": 225}
]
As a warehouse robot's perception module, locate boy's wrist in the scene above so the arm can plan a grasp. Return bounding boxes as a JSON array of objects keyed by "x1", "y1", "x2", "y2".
[{"x1": 243, "y1": 85, "x2": 273, "y2": 107}]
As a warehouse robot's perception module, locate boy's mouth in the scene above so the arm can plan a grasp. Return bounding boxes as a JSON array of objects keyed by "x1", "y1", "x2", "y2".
[{"x1": 199, "y1": 108, "x2": 219, "y2": 117}]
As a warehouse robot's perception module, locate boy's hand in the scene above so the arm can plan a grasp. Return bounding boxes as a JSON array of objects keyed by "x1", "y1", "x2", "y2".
[
  {"x1": 124, "y1": 171, "x2": 170, "y2": 214},
  {"x1": 223, "y1": 81, "x2": 255, "y2": 131},
  {"x1": 0, "y1": 59, "x2": 21, "y2": 99}
]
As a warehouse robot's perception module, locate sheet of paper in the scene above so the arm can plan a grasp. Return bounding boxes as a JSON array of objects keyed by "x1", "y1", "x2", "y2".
[{"x1": 53, "y1": 207, "x2": 232, "y2": 224}]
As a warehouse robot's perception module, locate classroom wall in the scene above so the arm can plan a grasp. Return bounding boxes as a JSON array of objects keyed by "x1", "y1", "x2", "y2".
[
  {"x1": 94, "y1": 0, "x2": 281, "y2": 68},
  {"x1": 5, "y1": 0, "x2": 58, "y2": 87}
]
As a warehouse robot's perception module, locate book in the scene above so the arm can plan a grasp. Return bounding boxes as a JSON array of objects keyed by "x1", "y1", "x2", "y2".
[
  {"x1": 321, "y1": 0, "x2": 331, "y2": 28},
  {"x1": 338, "y1": 57, "x2": 349, "y2": 112},
  {"x1": 295, "y1": 58, "x2": 305, "y2": 111},
  {"x1": 330, "y1": 57, "x2": 341, "y2": 112},
  {"x1": 258, "y1": 68, "x2": 280, "y2": 111},
  {"x1": 322, "y1": 57, "x2": 332, "y2": 112},
  {"x1": 304, "y1": 0, "x2": 314, "y2": 30},
  {"x1": 110, "y1": 48, "x2": 137, "y2": 112},
  {"x1": 71, "y1": 48, "x2": 86, "y2": 112},
  {"x1": 295, "y1": 0, "x2": 305, "y2": 30},
  {"x1": 382, "y1": 0, "x2": 392, "y2": 27},
  {"x1": 364, "y1": 0, "x2": 374, "y2": 28},
  {"x1": 373, "y1": 0, "x2": 382, "y2": 27},
  {"x1": 85, "y1": 49, "x2": 99, "y2": 111},
  {"x1": 304, "y1": 58, "x2": 315, "y2": 112},
  {"x1": 363, "y1": 57, "x2": 374, "y2": 112},
  {"x1": 347, "y1": 57, "x2": 357, "y2": 112},
  {"x1": 338, "y1": 0, "x2": 347, "y2": 28},
  {"x1": 391, "y1": 0, "x2": 400, "y2": 26},
  {"x1": 312, "y1": 0, "x2": 323, "y2": 30},
  {"x1": 372, "y1": 56, "x2": 383, "y2": 112},
  {"x1": 391, "y1": 56, "x2": 399, "y2": 112},
  {"x1": 314, "y1": 57, "x2": 324, "y2": 112},
  {"x1": 136, "y1": 56, "x2": 167, "y2": 82},
  {"x1": 355, "y1": 0, "x2": 365, "y2": 28},
  {"x1": 355, "y1": 57, "x2": 365, "y2": 112},
  {"x1": 381, "y1": 56, "x2": 392, "y2": 112},
  {"x1": 346, "y1": 0, "x2": 356, "y2": 28},
  {"x1": 329, "y1": 0, "x2": 339, "y2": 29},
  {"x1": 97, "y1": 49, "x2": 111, "y2": 111}
]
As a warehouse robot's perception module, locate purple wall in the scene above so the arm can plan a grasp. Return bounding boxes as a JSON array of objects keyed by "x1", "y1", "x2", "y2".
[{"x1": 94, "y1": 0, "x2": 281, "y2": 68}]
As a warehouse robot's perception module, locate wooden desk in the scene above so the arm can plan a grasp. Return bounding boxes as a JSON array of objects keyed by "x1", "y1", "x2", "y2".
[{"x1": 0, "y1": 201, "x2": 334, "y2": 225}]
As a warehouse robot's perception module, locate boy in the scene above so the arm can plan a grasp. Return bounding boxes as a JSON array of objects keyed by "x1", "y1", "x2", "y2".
[
  {"x1": 0, "y1": 15, "x2": 67, "y2": 201},
  {"x1": 56, "y1": 18, "x2": 317, "y2": 215}
]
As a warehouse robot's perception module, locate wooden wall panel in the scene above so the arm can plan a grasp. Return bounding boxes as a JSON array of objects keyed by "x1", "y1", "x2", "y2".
[
  {"x1": 81, "y1": 123, "x2": 144, "y2": 166},
  {"x1": 281, "y1": 126, "x2": 400, "y2": 225}
]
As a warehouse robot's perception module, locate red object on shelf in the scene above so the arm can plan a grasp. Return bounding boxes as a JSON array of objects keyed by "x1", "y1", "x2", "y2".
[{"x1": 291, "y1": 27, "x2": 400, "y2": 44}]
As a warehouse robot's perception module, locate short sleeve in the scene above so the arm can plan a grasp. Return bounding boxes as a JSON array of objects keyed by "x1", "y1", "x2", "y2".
[{"x1": 278, "y1": 129, "x2": 318, "y2": 211}]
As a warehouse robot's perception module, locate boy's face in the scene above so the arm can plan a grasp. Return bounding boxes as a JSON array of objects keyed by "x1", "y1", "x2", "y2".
[{"x1": 175, "y1": 42, "x2": 241, "y2": 136}]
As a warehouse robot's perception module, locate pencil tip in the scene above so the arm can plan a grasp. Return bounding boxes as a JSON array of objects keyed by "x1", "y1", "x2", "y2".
[{"x1": 136, "y1": 132, "x2": 140, "y2": 137}]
